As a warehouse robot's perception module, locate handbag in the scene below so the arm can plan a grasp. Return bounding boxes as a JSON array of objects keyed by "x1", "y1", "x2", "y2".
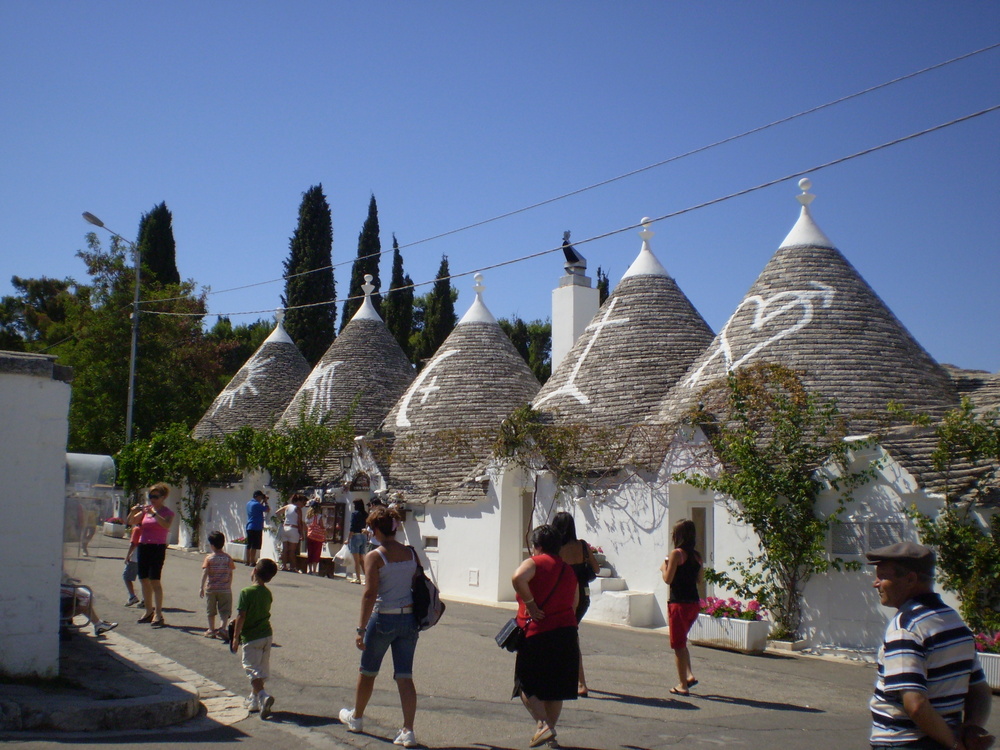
[
  {"x1": 307, "y1": 518, "x2": 326, "y2": 542},
  {"x1": 495, "y1": 563, "x2": 568, "y2": 652},
  {"x1": 408, "y1": 546, "x2": 445, "y2": 630}
]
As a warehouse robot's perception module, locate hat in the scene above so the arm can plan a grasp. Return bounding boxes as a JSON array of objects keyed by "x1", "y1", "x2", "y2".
[
  {"x1": 865, "y1": 542, "x2": 935, "y2": 575},
  {"x1": 253, "y1": 490, "x2": 267, "y2": 499}
]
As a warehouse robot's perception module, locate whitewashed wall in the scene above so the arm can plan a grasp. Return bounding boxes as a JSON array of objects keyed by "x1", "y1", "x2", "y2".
[{"x1": 0, "y1": 352, "x2": 72, "y2": 676}]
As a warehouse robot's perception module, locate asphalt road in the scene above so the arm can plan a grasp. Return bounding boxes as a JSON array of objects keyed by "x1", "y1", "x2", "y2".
[{"x1": 12, "y1": 533, "x2": 998, "y2": 750}]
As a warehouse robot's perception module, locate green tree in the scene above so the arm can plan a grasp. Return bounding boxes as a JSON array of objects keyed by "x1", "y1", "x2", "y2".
[
  {"x1": 136, "y1": 202, "x2": 180, "y2": 287},
  {"x1": 68, "y1": 233, "x2": 221, "y2": 455},
  {"x1": 410, "y1": 255, "x2": 456, "y2": 366},
  {"x1": 340, "y1": 194, "x2": 382, "y2": 331},
  {"x1": 116, "y1": 423, "x2": 236, "y2": 548},
  {"x1": 895, "y1": 398, "x2": 1000, "y2": 631},
  {"x1": 206, "y1": 316, "x2": 273, "y2": 381},
  {"x1": 282, "y1": 184, "x2": 335, "y2": 365},
  {"x1": 596, "y1": 266, "x2": 610, "y2": 305},
  {"x1": 499, "y1": 316, "x2": 551, "y2": 383},
  {"x1": 381, "y1": 234, "x2": 414, "y2": 357},
  {"x1": 676, "y1": 363, "x2": 875, "y2": 638},
  {"x1": 0, "y1": 275, "x2": 83, "y2": 353}
]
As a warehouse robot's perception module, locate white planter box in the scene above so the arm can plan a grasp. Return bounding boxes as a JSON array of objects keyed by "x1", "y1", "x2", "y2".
[
  {"x1": 688, "y1": 614, "x2": 771, "y2": 655},
  {"x1": 102, "y1": 522, "x2": 126, "y2": 539},
  {"x1": 980, "y1": 652, "x2": 1000, "y2": 694},
  {"x1": 226, "y1": 542, "x2": 247, "y2": 563}
]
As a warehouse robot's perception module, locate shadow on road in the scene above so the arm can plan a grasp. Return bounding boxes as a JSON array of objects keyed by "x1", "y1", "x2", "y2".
[
  {"x1": 264, "y1": 711, "x2": 339, "y2": 728},
  {"x1": 584, "y1": 689, "x2": 699, "y2": 710},
  {"x1": 697, "y1": 693, "x2": 824, "y2": 713}
]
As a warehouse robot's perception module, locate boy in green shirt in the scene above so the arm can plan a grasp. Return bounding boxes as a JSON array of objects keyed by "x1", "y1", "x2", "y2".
[{"x1": 231, "y1": 558, "x2": 278, "y2": 718}]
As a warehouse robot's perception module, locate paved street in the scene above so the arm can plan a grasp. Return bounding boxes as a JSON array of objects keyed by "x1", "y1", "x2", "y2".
[{"x1": 13, "y1": 533, "x2": 999, "y2": 749}]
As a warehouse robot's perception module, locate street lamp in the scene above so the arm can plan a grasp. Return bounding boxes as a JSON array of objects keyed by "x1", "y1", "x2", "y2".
[{"x1": 82, "y1": 212, "x2": 141, "y2": 444}]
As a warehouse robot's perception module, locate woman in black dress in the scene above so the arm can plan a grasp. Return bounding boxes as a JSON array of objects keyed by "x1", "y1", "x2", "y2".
[{"x1": 552, "y1": 511, "x2": 600, "y2": 697}]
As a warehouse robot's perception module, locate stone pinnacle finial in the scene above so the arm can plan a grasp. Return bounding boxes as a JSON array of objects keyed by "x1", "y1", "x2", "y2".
[
  {"x1": 796, "y1": 177, "x2": 816, "y2": 207},
  {"x1": 473, "y1": 273, "x2": 485, "y2": 298},
  {"x1": 275, "y1": 309, "x2": 285, "y2": 326},
  {"x1": 362, "y1": 274, "x2": 375, "y2": 297},
  {"x1": 639, "y1": 217, "x2": 654, "y2": 245}
]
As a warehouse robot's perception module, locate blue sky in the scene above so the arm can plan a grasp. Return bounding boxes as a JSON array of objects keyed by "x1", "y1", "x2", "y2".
[{"x1": 2, "y1": 3, "x2": 998, "y2": 372}]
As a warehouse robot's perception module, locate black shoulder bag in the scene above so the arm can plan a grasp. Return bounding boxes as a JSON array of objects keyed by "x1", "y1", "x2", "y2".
[{"x1": 495, "y1": 563, "x2": 567, "y2": 652}]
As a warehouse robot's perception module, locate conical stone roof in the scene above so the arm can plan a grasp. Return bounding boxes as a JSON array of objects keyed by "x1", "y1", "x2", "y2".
[
  {"x1": 380, "y1": 275, "x2": 541, "y2": 504},
  {"x1": 658, "y1": 178, "x2": 958, "y2": 425},
  {"x1": 192, "y1": 313, "x2": 311, "y2": 439},
  {"x1": 278, "y1": 276, "x2": 415, "y2": 436},
  {"x1": 534, "y1": 220, "x2": 714, "y2": 429}
]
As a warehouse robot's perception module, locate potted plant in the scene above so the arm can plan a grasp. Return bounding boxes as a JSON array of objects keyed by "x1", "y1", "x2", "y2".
[
  {"x1": 688, "y1": 596, "x2": 770, "y2": 655},
  {"x1": 226, "y1": 537, "x2": 248, "y2": 563},
  {"x1": 102, "y1": 517, "x2": 126, "y2": 538},
  {"x1": 589, "y1": 545, "x2": 606, "y2": 566},
  {"x1": 974, "y1": 632, "x2": 1000, "y2": 693}
]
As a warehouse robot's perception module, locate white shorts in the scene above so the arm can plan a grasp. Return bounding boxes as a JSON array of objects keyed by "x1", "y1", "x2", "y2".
[
  {"x1": 282, "y1": 527, "x2": 300, "y2": 544},
  {"x1": 241, "y1": 635, "x2": 272, "y2": 682}
]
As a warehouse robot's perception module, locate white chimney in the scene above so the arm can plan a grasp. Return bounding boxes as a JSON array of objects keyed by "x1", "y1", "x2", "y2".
[{"x1": 551, "y1": 232, "x2": 599, "y2": 371}]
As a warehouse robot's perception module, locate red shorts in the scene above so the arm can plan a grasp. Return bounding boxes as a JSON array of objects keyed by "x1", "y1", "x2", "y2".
[{"x1": 668, "y1": 602, "x2": 701, "y2": 649}]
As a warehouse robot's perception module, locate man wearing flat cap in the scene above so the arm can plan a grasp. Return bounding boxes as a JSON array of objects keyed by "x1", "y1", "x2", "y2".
[{"x1": 867, "y1": 541, "x2": 993, "y2": 750}]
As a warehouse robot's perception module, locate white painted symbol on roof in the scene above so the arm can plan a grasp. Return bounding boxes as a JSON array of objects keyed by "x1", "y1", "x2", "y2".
[
  {"x1": 299, "y1": 359, "x2": 344, "y2": 413},
  {"x1": 418, "y1": 377, "x2": 440, "y2": 404},
  {"x1": 535, "y1": 297, "x2": 630, "y2": 407},
  {"x1": 684, "y1": 282, "x2": 836, "y2": 389},
  {"x1": 396, "y1": 349, "x2": 460, "y2": 427},
  {"x1": 209, "y1": 356, "x2": 275, "y2": 415}
]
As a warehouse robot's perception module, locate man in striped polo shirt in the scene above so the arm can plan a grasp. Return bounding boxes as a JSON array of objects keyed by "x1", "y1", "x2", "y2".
[{"x1": 867, "y1": 542, "x2": 993, "y2": 750}]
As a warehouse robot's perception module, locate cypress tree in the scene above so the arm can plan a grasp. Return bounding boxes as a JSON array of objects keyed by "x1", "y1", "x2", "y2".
[
  {"x1": 596, "y1": 266, "x2": 610, "y2": 305},
  {"x1": 136, "y1": 202, "x2": 180, "y2": 286},
  {"x1": 382, "y1": 234, "x2": 414, "y2": 357},
  {"x1": 282, "y1": 184, "x2": 335, "y2": 365},
  {"x1": 340, "y1": 194, "x2": 382, "y2": 331},
  {"x1": 411, "y1": 255, "x2": 456, "y2": 366}
]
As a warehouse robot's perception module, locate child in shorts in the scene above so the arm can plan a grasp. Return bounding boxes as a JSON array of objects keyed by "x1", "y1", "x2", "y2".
[
  {"x1": 199, "y1": 531, "x2": 235, "y2": 638},
  {"x1": 231, "y1": 558, "x2": 278, "y2": 719},
  {"x1": 123, "y1": 518, "x2": 142, "y2": 607}
]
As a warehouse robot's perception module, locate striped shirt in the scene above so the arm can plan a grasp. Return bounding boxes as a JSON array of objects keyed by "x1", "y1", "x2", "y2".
[{"x1": 870, "y1": 593, "x2": 985, "y2": 745}]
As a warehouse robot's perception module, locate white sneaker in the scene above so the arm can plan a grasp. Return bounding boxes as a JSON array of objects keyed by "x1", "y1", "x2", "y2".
[
  {"x1": 339, "y1": 707, "x2": 363, "y2": 732},
  {"x1": 244, "y1": 694, "x2": 260, "y2": 713},
  {"x1": 259, "y1": 692, "x2": 274, "y2": 719},
  {"x1": 94, "y1": 621, "x2": 118, "y2": 636},
  {"x1": 125, "y1": 595, "x2": 140, "y2": 607},
  {"x1": 394, "y1": 727, "x2": 418, "y2": 747}
]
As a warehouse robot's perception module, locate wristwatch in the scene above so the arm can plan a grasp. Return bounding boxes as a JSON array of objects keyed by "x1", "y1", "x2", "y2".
[{"x1": 356, "y1": 627, "x2": 365, "y2": 636}]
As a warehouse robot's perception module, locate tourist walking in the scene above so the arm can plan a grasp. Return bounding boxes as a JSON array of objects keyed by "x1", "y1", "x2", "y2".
[
  {"x1": 511, "y1": 524, "x2": 580, "y2": 748},
  {"x1": 122, "y1": 516, "x2": 142, "y2": 607},
  {"x1": 551, "y1": 511, "x2": 600, "y2": 697},
  {"x1": 126, "y1": 483, "x2": 175, "y2": 627},
  {"x1": 200, "y1": 531, "x2": 235, "y2": 638},
  {"x1": 231, "y1": 558, "x2": 278, "y2": 719},
  {"x1": 276, "y1": 494, "x2": 306, "y2": 572},
  {"x1": 305, "y1": 499, "x2": 326, "y2": 575},
  {"x1": 346, "y1": 499, "x2": 368, "y2": 584},
  {"x1": 339, "y1": 504, "x2": 420, "y2": 748},
  {"x1": 866, "y1": 542, "x2": 993, "y2": 750},
  {"x1": 245, "y1": 490, "x2": 270, "y2": 567},
  {"x1": 660, "y1": 518, "x2": 702, "y2": 696}
]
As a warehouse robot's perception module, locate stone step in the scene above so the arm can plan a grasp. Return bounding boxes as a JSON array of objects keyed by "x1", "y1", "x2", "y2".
[
  {"x1": 586, "y1": 589, "x2": 657, "y2": 628},
  {"x1": 588, "y1": 576, "x2": 627, "y2": 593}
]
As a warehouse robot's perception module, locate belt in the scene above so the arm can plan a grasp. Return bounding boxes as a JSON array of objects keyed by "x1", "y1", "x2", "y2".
[{"x1": 376, "y1": 606, "x2": 413, "y2": 615}]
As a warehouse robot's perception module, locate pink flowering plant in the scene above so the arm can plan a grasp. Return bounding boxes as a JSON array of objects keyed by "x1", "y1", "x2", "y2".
[
  {"x1": 699, "y1": 596, "x2": 766, "y2": 622},
  {"x1": 104, "y1": 517, "x2": 125, "y2": 525},
  {"x1": 974, "y1": 632, "x2": 1000, "y2": 654}
]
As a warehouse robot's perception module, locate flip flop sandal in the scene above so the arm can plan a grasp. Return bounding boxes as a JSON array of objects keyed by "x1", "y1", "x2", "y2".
[
  {"x1": 669, "y1": 687, "x2": 690, "y2": 696},
  {"x1": 137, "y1": 613, "x2": 154, "y2": 624}
]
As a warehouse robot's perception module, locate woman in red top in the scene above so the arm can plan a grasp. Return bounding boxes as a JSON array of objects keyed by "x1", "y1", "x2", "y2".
[{"x1": 511, "y1": 524, "x2": 580, "y2": 748}]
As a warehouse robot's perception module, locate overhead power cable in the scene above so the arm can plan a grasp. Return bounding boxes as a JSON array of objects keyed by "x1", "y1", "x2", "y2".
[
  {"x1": 146, "y1": 42, "x2": 999, "y2": 305},
  {"x1": 141, "y1": 103, "x2": 999, "y2": 318}
]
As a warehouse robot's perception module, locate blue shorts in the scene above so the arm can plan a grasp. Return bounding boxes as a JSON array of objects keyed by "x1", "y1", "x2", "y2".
[
  {"x1": 359, "y1": 612, "x2": 418, "y2": 679},
  {"x1": 348, "y1": 534, "x2": 367, "y2": 555}
]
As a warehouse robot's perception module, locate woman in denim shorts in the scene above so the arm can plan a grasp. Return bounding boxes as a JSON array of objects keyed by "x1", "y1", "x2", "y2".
[{"x1": 339, "y1": 504, "x2": 420, "y2": 748}]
